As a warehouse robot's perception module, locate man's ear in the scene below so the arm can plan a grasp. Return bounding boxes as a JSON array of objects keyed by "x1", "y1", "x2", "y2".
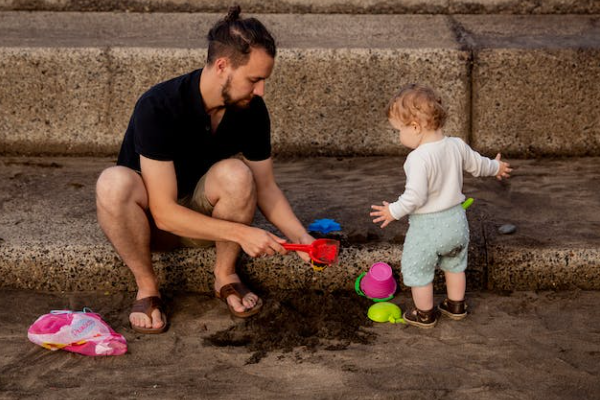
[{"x1": 214, "y1": 57, "x2": 230, "y2": 75}]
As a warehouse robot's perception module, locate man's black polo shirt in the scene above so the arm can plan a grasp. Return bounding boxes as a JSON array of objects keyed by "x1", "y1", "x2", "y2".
[{"x1": 117, "y1": 69, "x2": 271, "y2": 199}]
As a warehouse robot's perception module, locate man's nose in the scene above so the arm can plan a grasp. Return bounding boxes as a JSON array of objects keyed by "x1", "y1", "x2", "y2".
[{"x1": 253, "y1": 81, "x2": 265, "y2": 97}]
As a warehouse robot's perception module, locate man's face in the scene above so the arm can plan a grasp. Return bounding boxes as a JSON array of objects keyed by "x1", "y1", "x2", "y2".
[{"x1": 221, "y1": 48, "x2": 274, "y2": 109}]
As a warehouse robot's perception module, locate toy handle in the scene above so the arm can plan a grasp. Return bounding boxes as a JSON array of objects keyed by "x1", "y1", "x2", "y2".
[
  {"x1": 391, "y1": 316, "x2": 407, "y2": 324},
  {"x1": 355, "y1": 272, "x2": 367, "y2": 297},
  {"x1": 462, "y1": 198, "x2": 474, "y2": 210},
  {"x1": 281, "y1": 243, "x2": 311, "y2": 252}
]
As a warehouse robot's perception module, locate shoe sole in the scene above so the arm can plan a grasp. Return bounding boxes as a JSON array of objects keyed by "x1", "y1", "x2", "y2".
[
  {"x1": 131, "y1": 313, "x2": 168, "y2": 334},
  {"x1": 215, "y1": 291, "x2": 264, "y2": 318},
  {"x1": 438, "y1": 307, "x2": 467, "y2": 320}
]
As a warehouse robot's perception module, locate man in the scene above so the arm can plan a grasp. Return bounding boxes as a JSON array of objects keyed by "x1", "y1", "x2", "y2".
[{"x1": 96, "y1": 6, "x2": 313, "y2": 333}]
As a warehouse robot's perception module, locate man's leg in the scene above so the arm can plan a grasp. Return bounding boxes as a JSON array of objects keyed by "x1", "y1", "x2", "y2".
[
  {"x1": 203, "y1": 159, "x2": 260, "y2": 313},
  {"x1": 96, "y1": 166, "x2": 172, "y2": 330}
]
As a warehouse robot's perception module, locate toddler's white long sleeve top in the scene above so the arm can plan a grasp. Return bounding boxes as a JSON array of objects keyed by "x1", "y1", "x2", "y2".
[{"x1": 388, "y1": 136, "x2": 500, "y2": 220}]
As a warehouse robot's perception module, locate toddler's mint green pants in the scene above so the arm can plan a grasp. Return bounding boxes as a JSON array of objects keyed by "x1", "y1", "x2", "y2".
[{"x1": 401, "y1": 204, "x2": 469, "y2": 287}]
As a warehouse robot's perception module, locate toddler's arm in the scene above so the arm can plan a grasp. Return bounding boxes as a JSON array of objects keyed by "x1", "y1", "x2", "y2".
[
  {"x1": 459, "y1": 139, "x2": 509, "y2": 179},
  {"x1": 371, "y1": 153, "x2": 429, "y2": 228}
]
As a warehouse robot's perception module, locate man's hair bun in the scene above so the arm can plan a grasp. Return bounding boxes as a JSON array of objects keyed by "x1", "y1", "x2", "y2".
[
  {"x1": 206, "y1": 4, "x2": 276, "y2": 67},
  {"x1": 225, "y1": 5, "x2": 242, "y2": 22}
]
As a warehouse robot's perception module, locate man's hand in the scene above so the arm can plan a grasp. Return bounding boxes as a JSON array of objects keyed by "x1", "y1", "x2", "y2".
[
  {"x1": 238, "y1": 226, "x2": 287, "y2": 258},
  {"x1": 294, "y1": 233, "x2": 315, "y2": 263},
  {"x1": 370, "y1": 201, "x2": 395, "y2": 228},
  {"x1": 495, "y1": 153, "x2": 512, "y2": 180}
]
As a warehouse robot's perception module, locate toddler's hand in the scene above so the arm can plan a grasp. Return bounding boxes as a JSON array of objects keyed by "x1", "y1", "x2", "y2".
[
  {"x1": 495, "y1": 153, "x2": 512, "y2": 180},
  {"x1": 370, "y1": 201, "x2": 395, "y2": 228}
]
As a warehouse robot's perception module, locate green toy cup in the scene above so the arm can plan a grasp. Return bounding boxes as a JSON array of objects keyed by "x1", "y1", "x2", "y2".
[{"x1": 367, "y1": 302, "x2": 405, "y2": 324}]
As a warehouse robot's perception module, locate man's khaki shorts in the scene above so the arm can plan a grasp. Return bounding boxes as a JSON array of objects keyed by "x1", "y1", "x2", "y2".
[{"x1": 177, "y1": 173, "x2": 215, "y2": 248}]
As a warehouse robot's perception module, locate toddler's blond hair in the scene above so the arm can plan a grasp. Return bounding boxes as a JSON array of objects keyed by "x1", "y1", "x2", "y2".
[{"x1": 387, "y1": 83, "x2": 447, "y2": 130}]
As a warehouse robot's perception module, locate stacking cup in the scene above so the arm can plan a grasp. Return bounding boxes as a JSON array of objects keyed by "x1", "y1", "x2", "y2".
[{"x1": 358, "y1": 262, "x2": 397, "y2": 301}]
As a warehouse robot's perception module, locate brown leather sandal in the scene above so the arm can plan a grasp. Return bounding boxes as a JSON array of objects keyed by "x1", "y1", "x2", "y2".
[
  {"x1": 130, "y1": 296, "x2": 168, "y2": 334},
  {"x1": 215, "y1": 282, "x2": 263, "y2": 318},
  {"x1": 403, "y1": 307, "x2": 439, "y2": 329},
  {"x1": 438, "y1": 298, "x2": 468, "y2": 320}
]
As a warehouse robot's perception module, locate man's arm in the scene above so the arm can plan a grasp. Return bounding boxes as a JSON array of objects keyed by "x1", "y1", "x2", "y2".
[
  {"x1": 244, "y1": 157, "x2": 314, "y2": 260},
  {"x1": 140, "y1": 155, "x2": 285, "y2": 257}
]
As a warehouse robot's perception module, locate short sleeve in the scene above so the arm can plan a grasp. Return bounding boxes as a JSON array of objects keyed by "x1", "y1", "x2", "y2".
[
  {"x1": 240, "y1": 97, "x2": 272, "y2": 161},
  {"x1": 133, "y1": 92, "x2": 177, "y2": 161}
]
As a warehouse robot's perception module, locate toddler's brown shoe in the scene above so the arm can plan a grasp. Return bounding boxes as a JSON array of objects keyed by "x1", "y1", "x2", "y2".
[
  {"x1": 403, "y1": 307, "x2": 439, "y2": 329},
  {"x1": 438, "y1": 298, "x2": 468, "y2": 320}
]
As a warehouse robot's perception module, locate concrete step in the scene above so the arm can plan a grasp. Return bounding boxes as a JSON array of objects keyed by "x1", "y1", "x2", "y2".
[
  {"x1": 2, "y1": 0, "x2": 599, "y2": 14},
  {"x1": 1, "y1": 156, "x2": 599, "y2": 293},
  {"x1": 0, "y1": 12, "x2": 599, "y2": 158}
]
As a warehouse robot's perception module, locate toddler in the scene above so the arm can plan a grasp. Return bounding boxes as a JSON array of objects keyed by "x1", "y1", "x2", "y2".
[{"x1": 370, "y1": 83, "x2": 512, "y2": 328}]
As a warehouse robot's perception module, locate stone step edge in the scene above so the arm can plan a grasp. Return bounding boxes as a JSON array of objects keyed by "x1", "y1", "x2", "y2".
[
  {"x1": 1, "y1": 242, "x2": 598, "y2": 293},
  {"x1": 1, "y1": 1, "x2": 598, "y2": 15}
]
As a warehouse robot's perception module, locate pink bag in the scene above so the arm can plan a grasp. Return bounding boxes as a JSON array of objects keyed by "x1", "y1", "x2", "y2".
[{"x1": 28, "y1": 308, "x2": 127, "y2": 356}]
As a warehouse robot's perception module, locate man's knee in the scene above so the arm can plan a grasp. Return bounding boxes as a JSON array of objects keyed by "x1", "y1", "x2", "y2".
[
  {"x1": 96, "y1": 166, "x2": 146, "y2": 208},
  {"x1": 208, "y1": 159, "x2": 256, "y2": 198}
]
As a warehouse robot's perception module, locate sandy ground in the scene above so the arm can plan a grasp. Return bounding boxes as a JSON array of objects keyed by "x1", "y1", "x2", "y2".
[
  {"x1": 0, "y1": 156, "x2": 599, "y2": 398},
  {"x1": 0, "y1": 288, "x2": 599, "y2": 399}
]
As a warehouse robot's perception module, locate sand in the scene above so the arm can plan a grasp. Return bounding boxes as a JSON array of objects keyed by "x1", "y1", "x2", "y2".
[
  {"x1": 1, "y1": 156, "x2": 599, "y2": 398},
  {"x1": 1, "y1": 288, "x2": 599, "y2": 399}
]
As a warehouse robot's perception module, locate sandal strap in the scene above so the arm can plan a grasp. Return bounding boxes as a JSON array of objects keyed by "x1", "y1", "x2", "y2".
[
  {"x1": 131, "y1": 296, "x2": 164, "y2": 318},
  {"x1": 219, "y1": 282, "x2": 249, "y2": 301}
]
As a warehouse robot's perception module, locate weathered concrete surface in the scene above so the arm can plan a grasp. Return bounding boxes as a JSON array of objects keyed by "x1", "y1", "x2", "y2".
[
  {"x1": 0, "y1": 156, "x2": 598, "y2": 293},
  {"x1": 458, "y1": 15, "x2": 600, "y2": 157},
  {"x1": 2, "y1": 13, "x2": 599, "y2": 157},
  {"x1": 0, "y1": 47, "x2": 112, "y2": 154},
  {"x1": 480, "y1": 156, "x2": 600, "y2": 290},
  {"x1": 1, "y1": 0, "x2": 599, "y2": 14},
  {"x1": 0, "y1": 12, "x2": 468, "y2": 157}
]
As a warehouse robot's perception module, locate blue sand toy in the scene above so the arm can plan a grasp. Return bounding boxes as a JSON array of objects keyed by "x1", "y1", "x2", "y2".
[{"x1": 308, "y1": 218, "x2": 341, "y2": 234}]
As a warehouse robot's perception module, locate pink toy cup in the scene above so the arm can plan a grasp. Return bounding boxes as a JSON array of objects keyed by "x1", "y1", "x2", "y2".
[{"x1": 359, "y1": 262, "x2": 397, "y2": 300}]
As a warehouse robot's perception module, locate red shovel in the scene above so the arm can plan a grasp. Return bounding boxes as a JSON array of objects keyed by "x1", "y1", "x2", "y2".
[{"x1": 281, "y1": 239, "x2": 340, "y2": 265}]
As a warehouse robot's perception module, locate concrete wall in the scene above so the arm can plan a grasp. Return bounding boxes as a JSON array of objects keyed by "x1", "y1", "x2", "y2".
[{"x1": 0, "y1": 12, "x2": 599, "y2": 157}]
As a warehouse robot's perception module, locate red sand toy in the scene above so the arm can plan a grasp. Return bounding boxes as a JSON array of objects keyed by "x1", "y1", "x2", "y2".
[{"x1": 282, "y1": 239, "x2": 340, "y2": 266}]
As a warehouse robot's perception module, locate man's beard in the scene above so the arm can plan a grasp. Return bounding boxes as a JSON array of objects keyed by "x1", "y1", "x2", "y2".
[{"x1": 221, "y1": 75, "x2": 253, "y2": 110}]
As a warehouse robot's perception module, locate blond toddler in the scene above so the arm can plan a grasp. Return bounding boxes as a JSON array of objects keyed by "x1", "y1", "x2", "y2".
[{"x1": 370, "y1": 84, "x2": 512, "y2": 328}]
